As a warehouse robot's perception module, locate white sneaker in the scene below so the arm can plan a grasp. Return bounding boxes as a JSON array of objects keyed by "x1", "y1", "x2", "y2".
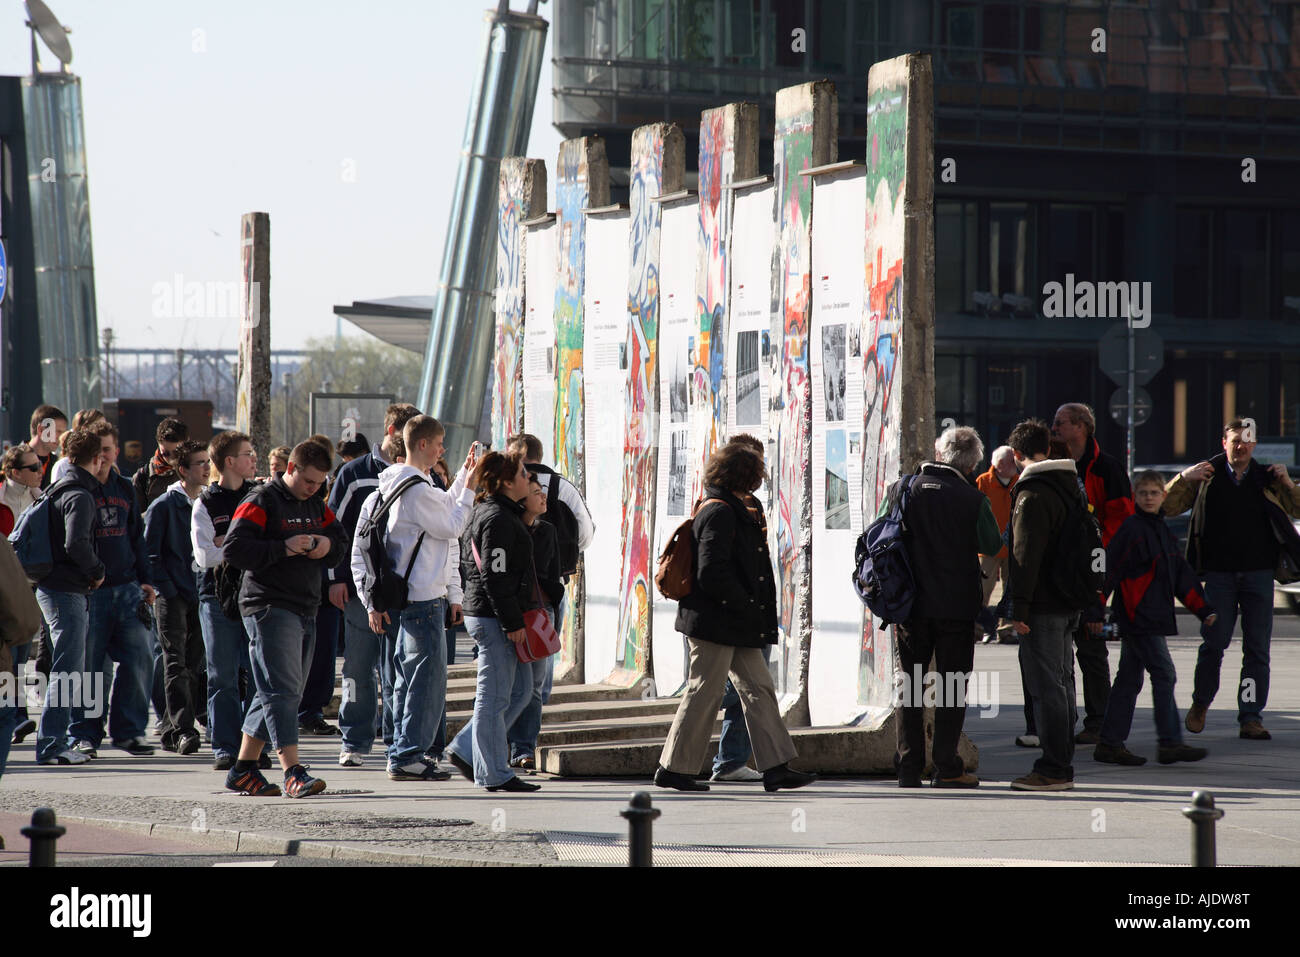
[
  {"x1": 1015, "y1": 734, "x2": 1041, "y2": 748},
  {"x1": 39, "y1": 749, "x2": 91, "y2": 766},
  {"x1": 339, "y1": 750, "x2": 364, "y2": 767},
  {"x1": 711, "y1": 765, "x2": 763, "y2": 782},
  {"x1": 72, "y1": 739, "x2": 98, "y2": 759}
]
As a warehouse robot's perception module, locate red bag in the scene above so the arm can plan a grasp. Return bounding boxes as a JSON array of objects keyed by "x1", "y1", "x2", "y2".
[{"x1": 470, "y1": 539, "x2": 560, "y2": 663}]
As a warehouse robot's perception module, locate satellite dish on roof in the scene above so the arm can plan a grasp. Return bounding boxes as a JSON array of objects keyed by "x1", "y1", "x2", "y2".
[{"x1": 25, "y1": 0, "x2": 74, "y2": 69}]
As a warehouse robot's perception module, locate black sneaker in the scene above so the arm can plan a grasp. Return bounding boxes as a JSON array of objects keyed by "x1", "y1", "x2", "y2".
[
  {"x1": 1158, "y1": 744, "x2": 1209, "y2": 764},
  {"x1": 447, "y1": 751, "x2": 475, "y2": 782},
  {"x1": 485, "y1": 776, "x2": 541, "y2": 793},
  {"x1": 177, "y1": 732, "x2": 201, "y2": 755},
  {"x1": 213, "y1": 754, "x2": 235, "y2": 771},
  {"x1": 11, "y1": 718, "x2": 36, "y2": 744},
  {"x1": 299, "y1": 716, "x2": 342, "y2": 736},
  {"x1": 225, "y1": 767, "x2": 281, "y2": 796},
  {"x1": 388, "y1": 762, "x2": 452, "y2": 781},
  {"x1": 1093, "y1": 743, "x2": 1147, "y2": 766},
  {"x1": 258, "y1": 752, "x2": 273, "y2": 770},
  {"x1": 114, "y1": 737, "x2": 156, "y2": 756},
  {"x1": 283, "y1": 764, "x2": 326, "y2": 798}
]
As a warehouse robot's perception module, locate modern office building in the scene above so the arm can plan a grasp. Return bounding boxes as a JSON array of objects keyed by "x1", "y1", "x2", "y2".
[{"x1": 551, "y1": 0, "x2": 1300, "y2": 463}]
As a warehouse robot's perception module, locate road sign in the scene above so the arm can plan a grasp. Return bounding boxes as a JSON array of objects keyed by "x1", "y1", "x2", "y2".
[
  {"x1": 1098, "y1": 325, "x2": 1163, "y2": 385},
  {"x1": 1109, "y1": 386, "x2": 1153, "y2": 427}
]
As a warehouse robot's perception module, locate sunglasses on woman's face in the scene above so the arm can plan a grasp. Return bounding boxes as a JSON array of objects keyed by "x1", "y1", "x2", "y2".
[{"x1": 15, "y1": 462, "x2": 41, "y2": 474}]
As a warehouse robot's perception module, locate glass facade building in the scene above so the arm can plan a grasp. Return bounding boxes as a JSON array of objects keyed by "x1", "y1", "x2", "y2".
[{"x1": 552, "y1": 0, "x2": 1300, "y2": 463}]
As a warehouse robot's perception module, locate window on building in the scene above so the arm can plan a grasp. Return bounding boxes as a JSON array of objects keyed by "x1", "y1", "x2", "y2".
[
  {"x1": 1221, "y1": 210, "x2": 1268, "y2": 320},
  {"x1": 936, "y1": 200, "x2": 977, "y2": 313},
  {"x1": 988, "y1": 202, "x2": 1036, "y2": 307},
  {"x1": 1282, "y1": 210, "x2": 1300, "y2": 320},
  {"x1": 1102, "y1": 206, "x2": 1126, "y2": 280},
  {"x1": 671, "y1": 0, "x2": 715, "y2": 62},
  {"x1": 1173, "y1": 208, "x2": 1212, "y2": 319},
  {"x1": 616, "y1": 0, "x2": 667, "y2": 59},
  {"x1": 936, "y1": 353, "x2": 979, "y2": 426},
  {"x1": 1046, "y1": 204, "x2": 1095, "y2": 285},
  {"x1": 810, "y1": 0, "x2": 848, "y2": 73}
]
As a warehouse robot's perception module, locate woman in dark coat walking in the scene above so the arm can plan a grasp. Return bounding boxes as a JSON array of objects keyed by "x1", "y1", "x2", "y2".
[{"x1": 655, "y1": 444, "x2": 815, "y2": 793}]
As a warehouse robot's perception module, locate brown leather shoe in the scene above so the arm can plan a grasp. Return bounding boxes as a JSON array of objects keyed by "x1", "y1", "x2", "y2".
[
  {"x1": 932, "y1": 771, "x2": 979, "y2": 788},
  {"x1": 1239, "y1": 721, "x2": 1272, "y2": 740},
  {"x1": 1185, "y1": 702, "x2": 1207, "y2": 734}
]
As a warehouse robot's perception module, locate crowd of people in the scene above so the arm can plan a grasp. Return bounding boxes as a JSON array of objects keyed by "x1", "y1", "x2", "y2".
[
  {"x1": 1, "y1": 396, "x2": 1293, "y2": 798},
  {"x1": 894, "y1": 404, "x2": 1298, "y2": 790}
]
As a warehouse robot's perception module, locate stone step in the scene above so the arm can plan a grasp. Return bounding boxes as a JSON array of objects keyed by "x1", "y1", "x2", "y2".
[
  {"x1": 446, "y1": 697, "x2": 682, "y2": 738},
  {"x1": 536, "y1": 720, "x2": 979, "y2": 777},
  {"x1": 534, "y1": 713, "x2": 720, "y2": 748},
  {"x1": 445, "y1": 682, "x2": 641, "y2": 712}
]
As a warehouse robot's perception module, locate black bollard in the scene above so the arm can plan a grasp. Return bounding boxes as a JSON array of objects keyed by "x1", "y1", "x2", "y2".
[
  {"x1": 621, "y1": 791, "x2": 661, "y2": 867},
  {"x1": 21, "y1": 808, "x2": 66, "y2": 868},
  {"x1": 1181, "y1": 790, "x2": 1224, "y2": 868}
]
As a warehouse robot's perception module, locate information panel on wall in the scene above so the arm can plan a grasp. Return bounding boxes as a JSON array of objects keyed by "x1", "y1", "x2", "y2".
[
  {"x1": 650, "y1": 197, "x2": 699, "y2": 696},
  {"x1": 522, "y1": 219, "x2": 558, "y2": 464},
  {"x1": 582, "y1": 209, "x2": 631, "y2": 684},
  {"x1": 806, "y1": 166, "x2": 869, "y2": 727},
  {"x1": 725, "y1": 182, "x2": 774, "y2": 446}
]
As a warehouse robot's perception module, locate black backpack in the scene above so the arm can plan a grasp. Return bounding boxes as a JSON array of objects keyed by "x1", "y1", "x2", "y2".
[
  {"x1": 852, "y1": 475, "x2": 917, "y2": 628},
  {"x1": 1012, "y1": 476, "x2": 1104, "y2": 609},
  {"x1": 355, "y1": 476, "x2": 428, "y2": 614},
  {"x1": 544, "y1": 476, "x2": 581, "y2": 578},
  {"x1": 214, "y1": 562, "x2": 245, "y2": 621}
]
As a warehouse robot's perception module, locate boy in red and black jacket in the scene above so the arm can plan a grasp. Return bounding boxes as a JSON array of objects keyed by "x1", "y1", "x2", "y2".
[
  {"x1": 1094, "y1": 470, "x2": 1217, "y2": 768},
  {"x1": 221, "y1": 441, "x2": 346, "y2": 798}
]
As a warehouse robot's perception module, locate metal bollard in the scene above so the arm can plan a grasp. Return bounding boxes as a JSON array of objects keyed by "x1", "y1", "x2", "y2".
[
  {"x1": 22, "y1": 808, "x2": 66, "y2": 868},
  {"x1": 1181, "y1": 790, "x2": 1224, "y2": 867},
  {"x1": 621, "y1": 791, "x2": 661, "y2": 867}
]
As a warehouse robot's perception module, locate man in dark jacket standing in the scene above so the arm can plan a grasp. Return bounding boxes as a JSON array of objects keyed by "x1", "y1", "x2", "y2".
[
  {"x1": 145, "y1": 439, "x2": 210, "y2": 755},
  {"x1": 223, "y1": 441, "x2": 347, "y2": 798},
  {"x1": 1164, "y1": 418, "x2": 1300, "y2": 741},
  {"x1": 1008, "y1": 419, "x2": 1089, "y2": 791},
  {"x1": 132, "y1": 417, "x2": 189, "y2": 516},
  {"x1": 892, "y1": 426, "x2": 1002, "y2": 789},
  {"x1": 1053, "y1": 402, "x2": 1132, "y2": 744},
  {"x1": 34, "y1": 428, "x2": 106, "y2": 766},
  {"x1": 69, "y1": 421, "x2": 157, "y2": 758}
]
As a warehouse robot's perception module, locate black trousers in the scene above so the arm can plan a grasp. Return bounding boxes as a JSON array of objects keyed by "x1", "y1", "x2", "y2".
[
  {"x1": 1073, "y1": 622, "x2": 1111, "y2": 733},
  {"x1": 156, "y1": 593, "x2": 204, "y2": 744},
  {"x1": 895, "y1": 617, "x2": 975, "y2": 780}
]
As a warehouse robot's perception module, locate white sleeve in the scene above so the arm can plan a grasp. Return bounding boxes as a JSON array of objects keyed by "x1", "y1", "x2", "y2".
[
  {"x1": 191, "y1": 498, "x2": 224, "y2": 569},
  {"x1": 407, "y1": 479, "x2": 476, "y2": 541},
  {"x1": 350, "y1": 493, "x2": 377, "y2": 612},
  {"x1": 446, "y1": 536, "x2": 463, "y2": 606},
  {"x1": 559, "y1": 477, "x2": 596, "y2": 551}
]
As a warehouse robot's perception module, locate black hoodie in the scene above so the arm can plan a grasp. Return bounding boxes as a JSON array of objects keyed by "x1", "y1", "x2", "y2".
[
  {"x1": 222, "y1": 475, "x2": 347, "y2": 617},
  {"x1": 42, "y1": 465, "x2": 106, "y2": 593}
]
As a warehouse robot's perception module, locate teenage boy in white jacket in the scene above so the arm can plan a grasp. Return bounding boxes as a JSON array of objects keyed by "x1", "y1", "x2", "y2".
[{"x1": 351, "y1": 415, "x2": 477, "y2": 780}]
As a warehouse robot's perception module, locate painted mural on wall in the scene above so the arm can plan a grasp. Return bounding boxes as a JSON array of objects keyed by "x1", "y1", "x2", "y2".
[
  {"x1": 690, "y1": 108, "x2": 734, "y2": 503},
  {"x1": 857, "y1": 81, "x2": 908, "y2": 710},
  {"x1": 553, "y1": 139, "x2": 593, "y2": 679},
  {"x1": 492, "y1": 161, "x2": 527, "y2": 450},
  {"x1": 613, "y1": 125, "x2": 677, "y2": 684},
  {"x1": 771, "y1": 102, "x2": 816, "y2": 703}
]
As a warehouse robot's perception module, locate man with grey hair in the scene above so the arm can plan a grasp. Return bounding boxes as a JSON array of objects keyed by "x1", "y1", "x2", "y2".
[
  {"x1": 887, "y1": 425, "x2": 1002, "y2": 788},
  {"x1": 975, "y1": 445, "x2": 1021, "y2": 644}
]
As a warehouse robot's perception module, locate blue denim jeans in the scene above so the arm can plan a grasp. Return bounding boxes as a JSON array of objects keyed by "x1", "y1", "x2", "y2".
[
  {"x1": 70, "y1": 582, "x2": 152, "y2": 747},
  {"x1": 35, "y1": 588, "x2": 91, "y2": 763},
  {"x1": 1018, "y1": 611, "x2": 1079, "y2": 780},
  {"x1": 713, "y1": 644, "x2": 773, "y2": 775},
  {"x1": 241, "y1": 605, "x2": 315, "y2": 750},
  {"x1": 339, "y1": 597, "x2": 399, "y2": 754},
  {"x1": 506, "y1": 604, "x2": 557, "y2": 762},
  {"x1": 199, "y1": 597, "x2": 253, "y2": 759},
  {"x1": 13, "y1": 641, "x2": 32, "y2": 721},
  {"x1": 300, "y1": 600, "x2": 341, "y2": 723},
  {"x1": 446, "y1": 616, "x2": 538, "y2": 787},
  {"x1": 1195, "y1": 569, "x2": 1274, "y2": 724},
  {"x1": 1100, "y1": 633, "x2": 1182, "y2": 748},
  {"x1": 388, "y1": 597, "x2": 447, "y2": 768}
]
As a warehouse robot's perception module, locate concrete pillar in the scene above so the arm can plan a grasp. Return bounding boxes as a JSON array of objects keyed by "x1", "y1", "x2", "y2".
[
  {"x1": 612, "y1": 123, "x2": 685, "y2": 688},
  {"x1": 772, "y1": 81, "x2": 837, "y2": 725},
  {"x1": 491, "y1": 157, "x2": 548, "y2": 450},
  {"x1": 553, "y1": 136, "x2": 610, "y2": 685},
  {"x1": 857, "y1": 54, "x2": 935, "y2": 712},
  {"x1": 691, "y1": 102, "x2": 759, "y2": 501},
  {"x1": 236, "y1": 212, "x2": 272, "y2": 473}
]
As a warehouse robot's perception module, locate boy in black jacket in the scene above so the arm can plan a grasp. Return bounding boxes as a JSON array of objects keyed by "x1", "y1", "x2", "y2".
[
  {"x1": 1096, "y1": 471, "x2": 1217, "y2": 766},
  {"x1": 222, "y1": 441, "x2": 346, "y2": 797}
]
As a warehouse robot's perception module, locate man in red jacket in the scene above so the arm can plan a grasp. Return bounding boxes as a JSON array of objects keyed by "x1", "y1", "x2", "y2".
[{"x1": 1053, "y1": 403, "x2": 1135, "y2": 745}]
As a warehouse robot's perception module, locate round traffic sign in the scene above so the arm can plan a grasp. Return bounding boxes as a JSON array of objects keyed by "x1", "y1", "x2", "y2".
[{"x1": 1109, "y1": 386, "x2": 1153, "y2": 427}]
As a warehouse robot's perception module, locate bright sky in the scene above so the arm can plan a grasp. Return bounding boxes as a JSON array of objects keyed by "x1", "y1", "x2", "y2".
[{"x1": 0, "y1": 0, "x2": 562, "y2": 352}]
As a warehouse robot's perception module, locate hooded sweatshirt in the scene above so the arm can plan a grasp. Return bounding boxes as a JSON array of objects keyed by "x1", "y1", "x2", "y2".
[
  {"x1": 144, "y1": 481, "x2": 200, "y2": 603},
  {"x1": 350, "y1": 463, "x2": 475, "y2": 613},
  {"x1": 1008, "y1": 457, "x2": 1087, "y2": 620}
]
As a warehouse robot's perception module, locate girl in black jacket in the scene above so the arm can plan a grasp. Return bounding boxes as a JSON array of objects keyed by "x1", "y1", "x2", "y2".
[
  {"x1": 655, "y1": 444, "x2": 815, "y2": 793},
  {"x1": 443, "y1": 451, "x2": 544, "y2": 793}
]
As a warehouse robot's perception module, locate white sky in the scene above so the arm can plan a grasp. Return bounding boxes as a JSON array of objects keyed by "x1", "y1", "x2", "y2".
[{"x1": 0, "y1": 0, "x2": 563, "y2": 351}]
